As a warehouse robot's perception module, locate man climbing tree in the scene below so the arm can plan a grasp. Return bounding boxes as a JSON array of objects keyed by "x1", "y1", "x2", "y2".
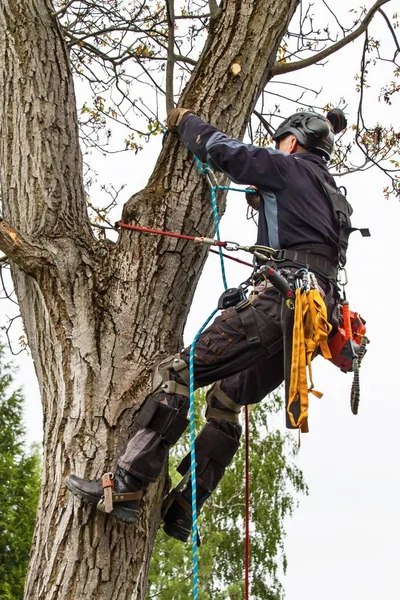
[
  {"x1": 66, "y1": 106, "x2": 348, "y2": 541},
  {"x1": 0, "y1": 1, "x2": 398, "y2": 599}
]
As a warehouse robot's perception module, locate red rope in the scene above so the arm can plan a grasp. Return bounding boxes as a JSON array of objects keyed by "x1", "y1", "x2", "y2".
[
  {"x1": 245, "y1": 405, "x2": 250, "y2": 600},
  {"x1": 116, "y1": 220, "x2": 227, "y2": 247},
  {"x1": 116, "y1": 221, "x2": 254, "y2": 268},
  {"x1": 209, "y1": 248, "x2": 253, "y2": 268}
]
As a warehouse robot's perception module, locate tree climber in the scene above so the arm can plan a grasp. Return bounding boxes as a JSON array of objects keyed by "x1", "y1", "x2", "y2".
[{"x1": 66, "y1": 107, "x2": 349, "y2": 542}]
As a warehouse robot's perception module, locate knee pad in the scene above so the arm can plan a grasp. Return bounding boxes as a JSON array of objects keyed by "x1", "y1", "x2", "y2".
[
  {"x1": 177, "y1": 421, "x2": 241, "y2": 491},
  {"x1": 205, "y1": 381, "x2": 243, "y2": 424},
  {"x1": 137, "y1": 354, "x2": 191, "y2": 445},
  {"x1": 138, "y1": 395, "x2": 189, "y2": 445},
  {"x1": 152, "y1": 354, "x2": 190, "y2": 396}
]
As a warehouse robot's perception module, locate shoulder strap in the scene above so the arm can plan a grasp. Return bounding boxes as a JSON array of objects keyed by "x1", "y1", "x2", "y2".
[{"x1": 294, "y1": 157, "x2": 360, "y2": 267}]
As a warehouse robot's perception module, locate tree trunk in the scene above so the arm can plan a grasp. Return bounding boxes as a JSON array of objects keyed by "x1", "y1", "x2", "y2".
[{"x1": 0, "y1": 0, "x2": 299, "y2": 598}]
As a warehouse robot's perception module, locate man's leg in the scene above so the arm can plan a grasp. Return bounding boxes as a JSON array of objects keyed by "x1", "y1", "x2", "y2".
[
  {"x1": 66, "y1": 354, "x2": 192, "y2": 523},
  {"x1": 66, "y1": 286, "x2": 283, "y2": 524},
  {"x1": 163, "y1": 351, "x2": 285, "y2": 541}
]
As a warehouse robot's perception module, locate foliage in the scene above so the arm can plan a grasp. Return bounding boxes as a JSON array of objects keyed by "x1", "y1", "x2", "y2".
[
  {"x1": 0, "y1": 343, "x2": 41, "y2": 600},
  {"x1": 51, "y1": 1, "x2": 400, "y2": 202},
  {"x1": 147, "y1": 390, "x2": 307, "y2": 600}
]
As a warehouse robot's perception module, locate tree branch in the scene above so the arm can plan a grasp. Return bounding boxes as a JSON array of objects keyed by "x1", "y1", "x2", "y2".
[
  {"x1": 208, "y1": 0, "x2": 221, "y2": 20},
  {"x1": 378, "y1": 8, "x2": 400, "y2": 56},
  {"x1": 166, "y1": 0, "x2": 175, "y2": 112},
  {"x1": 272, "y1": 0, "x2": 391, "y2": 76},
  {"x1": 0, "y1": 218, "x2": 53, "y2": 275}
]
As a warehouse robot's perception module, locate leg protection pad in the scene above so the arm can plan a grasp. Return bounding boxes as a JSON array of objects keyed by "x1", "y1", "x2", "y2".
[
  {"x1": 177, "y1": 421, "x2": 240, "y2": 491},
  {"x1": 138, "y1": 395, "x2": 189, "y2": 445},
  {"x1": 152, "y1": 354, "x2": 190, "y2": 397},
  {"x1": 205, "y1": 381, "x2": 243, "y2": 424}
]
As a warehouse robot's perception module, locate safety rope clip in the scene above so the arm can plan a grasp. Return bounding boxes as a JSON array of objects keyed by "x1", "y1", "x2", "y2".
[{"x1": 224, "y1": 241, "x2": 240, "y2": 251}]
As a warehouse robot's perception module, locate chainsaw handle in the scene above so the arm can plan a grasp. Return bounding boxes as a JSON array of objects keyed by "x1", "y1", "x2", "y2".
[
  {"x1": 342, "y1": 301, "x2": 352, "y2": 340},
  {"x1": 264, "y1": 267, "x2": 294, "y2": 306}
]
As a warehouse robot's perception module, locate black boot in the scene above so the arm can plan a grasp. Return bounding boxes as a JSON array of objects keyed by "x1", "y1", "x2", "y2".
[
  {"x1": 65, "y1": 466, "x2": 143, "y2": 524},
  {"x1": 162, "y1": 483, "x2": 210, "y2": 542}
]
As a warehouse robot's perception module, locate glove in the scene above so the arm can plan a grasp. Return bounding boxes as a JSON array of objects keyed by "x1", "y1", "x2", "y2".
[
  {"x1": 245, "y1": 186, "x2": 261, "y2": 211},
  {"x1": 167, "y1": 108, "x2": 195, "y2": 134}
]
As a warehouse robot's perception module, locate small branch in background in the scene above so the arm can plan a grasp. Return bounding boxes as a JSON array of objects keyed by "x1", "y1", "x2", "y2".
[
  {"x1": 378, "y1": 8, "x2": 400, "y2": 59},
  {"x1": 208, "y1": 0, "x2": 221, "y2": 20},
  {"x1": 0, "y1": 315, "x2": 27, "y2": 356},
  {"x1": 0, "y1": 264, "x2": 18, "y2": 306},
  {"x1": 253, "y1": 109, "x2": 275, "y2": 138},
  {"x1": 86, "y1": 200, "x2": 116, "y2": 229},
  {"x1": 166, "y1": 0, "x2": 175, "y2": 113},
  {"x1": 272, "y1": 0, "x2": 391, "y2": 76}
]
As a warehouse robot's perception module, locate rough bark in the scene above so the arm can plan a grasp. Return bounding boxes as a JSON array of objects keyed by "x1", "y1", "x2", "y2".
[{"x1": 0, "y1": 0, "x2": 299, "y2": 598}]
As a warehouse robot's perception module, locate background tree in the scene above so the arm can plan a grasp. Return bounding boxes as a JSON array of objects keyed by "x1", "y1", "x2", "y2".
[
  {"x1": 0, "y1": 342, "x2": 41, "y2": 600},
  {"x1": 148, "y1": 391, "x2": 307, "y2": 600},
  {"x1": 0, "y1": 1, "x2": 398, "y2": 600}
]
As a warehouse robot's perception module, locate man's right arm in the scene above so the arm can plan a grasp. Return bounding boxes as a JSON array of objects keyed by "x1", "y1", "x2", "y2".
[{"x1": 177, "y1": 113, "x2": 288, "y2": 191}]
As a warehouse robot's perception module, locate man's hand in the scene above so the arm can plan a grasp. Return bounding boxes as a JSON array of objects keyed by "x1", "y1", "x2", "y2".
[
  {"x1": 167, "y1": 108, "x2": 195, "y2": 134},
  {"x1": 245, "y1": 186, "x2": 261, "y2": 211}
]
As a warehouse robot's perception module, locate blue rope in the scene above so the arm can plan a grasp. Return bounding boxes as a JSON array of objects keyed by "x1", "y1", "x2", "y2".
[
  {"x1": 210, "y1": 185, "x2": 228, "y2": 290},
  {"x1": 188, "y1": 158, "x2": 234, "y2": 599},
  {"x1": 188, "y1": 307, "x2": 219, "y2": 600}
]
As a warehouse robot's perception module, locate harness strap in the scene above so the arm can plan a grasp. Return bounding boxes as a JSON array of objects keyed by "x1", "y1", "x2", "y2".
[
  {"x1": 287, "y1": 287, "x2": 333, "y2": 432},
  {"x1": 274, "y1": 248, "x2": 338, "y2": 281},
  {"x1": 100, "y1": 473, "x2": 143, "y2": 514},
  {"x1": 205, "y1": 382, "x2": 242, "y2": 424}
]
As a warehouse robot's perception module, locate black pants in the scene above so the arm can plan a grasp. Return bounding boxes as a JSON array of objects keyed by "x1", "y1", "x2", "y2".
[{"x1": 118, "y1": 279, "x2": 335, "y2": 493}]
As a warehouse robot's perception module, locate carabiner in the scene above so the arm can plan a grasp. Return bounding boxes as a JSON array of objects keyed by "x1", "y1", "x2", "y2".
[
  {"x1": 224, "y1": 241, "x2": 240, "y2": 251},
  {"x1": 337, "y1": 267, "x2": 348, "y2": 287}
]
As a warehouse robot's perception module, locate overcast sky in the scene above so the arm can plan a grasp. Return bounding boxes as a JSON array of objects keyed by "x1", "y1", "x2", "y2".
[{"x1": 1, "y1": 1, "x2": 399, "y2": 599}]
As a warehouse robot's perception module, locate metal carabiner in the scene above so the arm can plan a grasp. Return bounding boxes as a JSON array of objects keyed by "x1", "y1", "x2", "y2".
[
  {"x1": 337, "y1": 267, "x2": 348, "y2": 287},
  {"x1": 295, "y1": 268, "x2": 310, "y2": 292},
  {"x1": 224, "y1": 241, "x2": 240, "y2": 251}
]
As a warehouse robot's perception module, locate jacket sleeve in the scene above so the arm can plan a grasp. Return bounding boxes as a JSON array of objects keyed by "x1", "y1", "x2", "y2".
[{"x1": 178, "y1": 114, "x2": 289, "y2": 191}]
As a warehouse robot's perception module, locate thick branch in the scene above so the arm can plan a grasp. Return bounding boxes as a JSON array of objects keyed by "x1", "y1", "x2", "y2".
[
  {"x1": 0, "y1": 218, "x2": 53, "y2": 274},
  {"x1": 272, "y1": 0, "x2": 391, "y2": 76}
]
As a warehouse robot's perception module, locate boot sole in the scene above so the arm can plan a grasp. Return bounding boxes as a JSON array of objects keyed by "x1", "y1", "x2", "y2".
[
  {"x1": 163, "y1": 522, "x2": 190, "y2": 542},
  {"x1": 65, "y1": 477, "x2": 139, "y2": 524}
]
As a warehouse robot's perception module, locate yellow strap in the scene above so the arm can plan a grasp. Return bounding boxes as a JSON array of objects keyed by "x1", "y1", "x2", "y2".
[{"x1": 287, "y1": 288, "x2": 332, "y2": 433}]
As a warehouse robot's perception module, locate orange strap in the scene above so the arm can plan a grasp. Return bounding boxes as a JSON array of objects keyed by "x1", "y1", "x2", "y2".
[{"x1": 287, "y1": 288, "x2": 332, "y2": 433}]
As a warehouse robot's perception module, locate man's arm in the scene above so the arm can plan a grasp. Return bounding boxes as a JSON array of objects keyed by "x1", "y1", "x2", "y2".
[{"x1": 177, "y1": 113, "x2": 288, "y2": 191}]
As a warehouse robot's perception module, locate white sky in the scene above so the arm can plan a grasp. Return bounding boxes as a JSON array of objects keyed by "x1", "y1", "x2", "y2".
[{"x1": 1, "y1": 1, "x2": 399, "y2": 599}]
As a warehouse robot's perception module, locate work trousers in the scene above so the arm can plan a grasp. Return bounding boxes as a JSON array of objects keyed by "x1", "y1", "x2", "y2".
[{"x1": 118, "y1": 276, "x2": 335, "y2": 494}]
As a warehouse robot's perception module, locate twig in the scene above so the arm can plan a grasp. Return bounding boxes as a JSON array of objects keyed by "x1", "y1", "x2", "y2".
[{"x1": 272, "y1": 0, "x2": 391, "y2": 76}]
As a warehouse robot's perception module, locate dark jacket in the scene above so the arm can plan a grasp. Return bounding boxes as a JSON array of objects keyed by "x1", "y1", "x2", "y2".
[{"x1": 178, "y1": 114, "x2": 340, "y2": 256}]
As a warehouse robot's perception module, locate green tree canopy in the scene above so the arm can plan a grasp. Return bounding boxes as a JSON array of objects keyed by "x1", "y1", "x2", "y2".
[{"x1": 0, "y1": 343, "x2": 41, "y2": 600}]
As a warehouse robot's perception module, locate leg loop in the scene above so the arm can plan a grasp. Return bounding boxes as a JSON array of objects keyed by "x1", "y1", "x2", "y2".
[
  {"x1": 205, "y1": 381, "x2": 242, "y2": 424},
  {"x1": 152, "y1": 353, "x2": 190, "y2": 397}
]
